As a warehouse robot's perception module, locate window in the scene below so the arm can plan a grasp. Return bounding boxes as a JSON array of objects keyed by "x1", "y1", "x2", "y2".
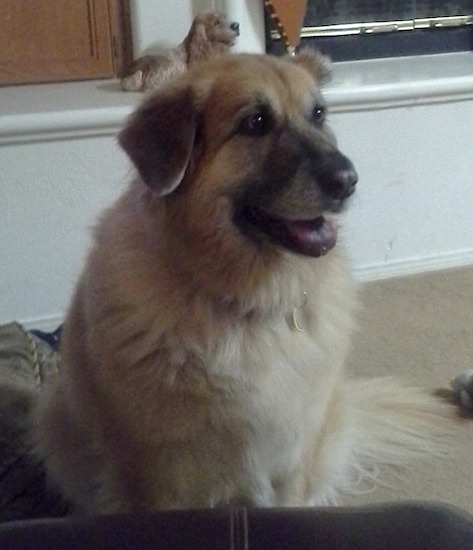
[
  {"x1": 266, "y1": 0, "x2": 473, "y2": 60},
  {"x1": 0, "y1": 0, "x2": 132, "y2": 86}
]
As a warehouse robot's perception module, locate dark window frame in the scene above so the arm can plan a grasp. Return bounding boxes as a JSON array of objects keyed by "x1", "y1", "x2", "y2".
[
  {"x1": 266, "y1": 26, "x2": 473, "y2": 61},
  {"x1": 265, "y1": 5, "x2": 473, "y2": 61}
]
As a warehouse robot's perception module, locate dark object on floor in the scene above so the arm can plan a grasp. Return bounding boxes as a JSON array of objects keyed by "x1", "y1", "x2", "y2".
[
  {"x1": 1, "y1": 503, "x2": 473, "y2": 550},
  {"x1": 0, "y1": 323, "x2": 69, "y2": 522}
]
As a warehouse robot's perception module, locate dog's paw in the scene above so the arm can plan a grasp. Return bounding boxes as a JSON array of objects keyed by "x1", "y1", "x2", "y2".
[
  {"x1": 450, "y1": 370, "x2": 473, "y2": 411},
  {"x1": 121, "y1": 70, "x2": 145, "y2": 92}
]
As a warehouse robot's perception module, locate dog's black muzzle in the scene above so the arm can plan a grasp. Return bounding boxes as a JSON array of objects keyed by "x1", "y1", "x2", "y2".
[
  {"x1": 319, "y1": 158, "x2": 358, "y2": 201},
  {"x1": 271, "y1": 126, "x2": 358, "y2": 210},
  {"x1": 316, "y1": 152, "x2": 358, "y2": 212}
]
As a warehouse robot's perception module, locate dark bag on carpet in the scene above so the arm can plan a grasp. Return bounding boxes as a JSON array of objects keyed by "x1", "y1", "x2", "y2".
[{"x1": 0, "y1": 323, "x2": 67, "y2": 521}]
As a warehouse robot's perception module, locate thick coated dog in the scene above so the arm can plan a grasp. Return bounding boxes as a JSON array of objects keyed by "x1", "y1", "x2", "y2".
[
  {"x1": 38, "y1": 51, "x2": 456, "y2": 513},
  {"x1": 120, "y1": 10, "x2": 239, "y2": 92}
]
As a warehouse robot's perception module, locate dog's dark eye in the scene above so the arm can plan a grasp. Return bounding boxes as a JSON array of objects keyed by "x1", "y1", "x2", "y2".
[
  {"x1": 311, "y1": 105, "x2": 326, "y2": 125},
  {"x1": 239, "y1": 109, "x2": 272, "y2": 137}
]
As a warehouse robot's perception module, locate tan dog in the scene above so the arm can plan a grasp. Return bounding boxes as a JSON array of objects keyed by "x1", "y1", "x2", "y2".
[
  {"x1": 38, "y1": 51, "x2": 457, "y2": 513},
  {"x1": 120, "y1": 10, "x2": 239, "y2": 92}
]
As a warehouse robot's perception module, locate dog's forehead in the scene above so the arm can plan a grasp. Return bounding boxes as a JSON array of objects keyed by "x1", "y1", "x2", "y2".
[{"x1": 199, "y1": 56, "x2": 320, "y2": 117}]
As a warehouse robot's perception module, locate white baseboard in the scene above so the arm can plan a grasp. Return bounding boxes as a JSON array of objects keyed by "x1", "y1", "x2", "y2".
[
  {"x1": 16, "y1": 249, "x2": 473, "y2": 332},
  {"x1": 354, "y1": 248, "x2": 473, "y2": 282}
]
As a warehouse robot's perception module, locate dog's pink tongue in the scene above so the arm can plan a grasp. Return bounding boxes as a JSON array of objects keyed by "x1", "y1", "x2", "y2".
[{"x1": 283, "y1": 216, "x2": 337, "y2": 257}]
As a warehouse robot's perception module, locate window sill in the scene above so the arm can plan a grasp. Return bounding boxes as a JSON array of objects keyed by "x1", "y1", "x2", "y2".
[
  {"x1": 0, "y1": 80, "x2": 140, "y2": 145},
  {"x1": 1, "y1": 51, "x2": 472, "y2": 145},
  {"x1": 325, "y1": 51, "x2": 473, "y2": 112}
]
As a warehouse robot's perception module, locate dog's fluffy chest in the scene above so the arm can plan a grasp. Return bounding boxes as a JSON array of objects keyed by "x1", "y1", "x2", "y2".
[{"x1": 177, "y1": 310, "x2": 347, "y2": 503}]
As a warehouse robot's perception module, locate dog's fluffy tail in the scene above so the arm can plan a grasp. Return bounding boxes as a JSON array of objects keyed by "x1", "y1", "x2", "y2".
[{"x1": 345, "y1": 377, "x2": 459, "y2": 493}]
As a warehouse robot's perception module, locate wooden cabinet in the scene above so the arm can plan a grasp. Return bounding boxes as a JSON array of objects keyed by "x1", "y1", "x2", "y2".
[{"x1": 0, "y1": 0, "x2": 132, "y2": 85}]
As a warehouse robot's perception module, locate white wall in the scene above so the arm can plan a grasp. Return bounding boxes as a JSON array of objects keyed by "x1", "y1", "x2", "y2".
[
  {"x1": 130, "y1": 0, "x2": 265, "y2": 55},
  {"x1": 331, "y1": 100, "x2": 473, "y2": 277},
  {"x1": 1, "y1": 0, "x2": 472, "y2": 329},
  {"x1": 0, "y1": 137, "x2": 130, "y2": 327},
  {"x1": 130, "y1": 0, "x2": 193, "y2": 54}
]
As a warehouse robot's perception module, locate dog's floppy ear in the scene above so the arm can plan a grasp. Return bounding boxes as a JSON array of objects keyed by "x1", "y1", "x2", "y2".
[
  {"x1": 290, "y1": 48, "x2": 332, "y2": 84},
  {"x1": 119, "y1": 85, "x2": 197, "y2": 195},
  {"x1": 190, "y1": 13, "x2": 211, "y2": 45}
]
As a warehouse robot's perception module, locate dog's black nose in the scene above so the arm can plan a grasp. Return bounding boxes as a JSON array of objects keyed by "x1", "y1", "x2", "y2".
[
  {"x1": 319, "y1": 167, "x2": 358, "y2": 200},
  {"x1": 230, "y1": 22, "x2": 240, "y2": 35}
]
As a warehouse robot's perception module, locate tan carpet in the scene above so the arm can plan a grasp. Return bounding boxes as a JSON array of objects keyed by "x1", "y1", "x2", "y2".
[{"x1": 343, "y1": 265, "x2": 473, "y2": 513}]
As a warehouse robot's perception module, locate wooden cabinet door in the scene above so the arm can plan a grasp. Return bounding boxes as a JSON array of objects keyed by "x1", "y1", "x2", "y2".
[{"x1": 0, "y1": 0, "x2": 131, "y2": 85}]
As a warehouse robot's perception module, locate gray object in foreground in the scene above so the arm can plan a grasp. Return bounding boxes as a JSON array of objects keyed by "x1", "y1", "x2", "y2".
[{"x1": 0, "y1": 502, "x2": 472, "y2": 550}]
